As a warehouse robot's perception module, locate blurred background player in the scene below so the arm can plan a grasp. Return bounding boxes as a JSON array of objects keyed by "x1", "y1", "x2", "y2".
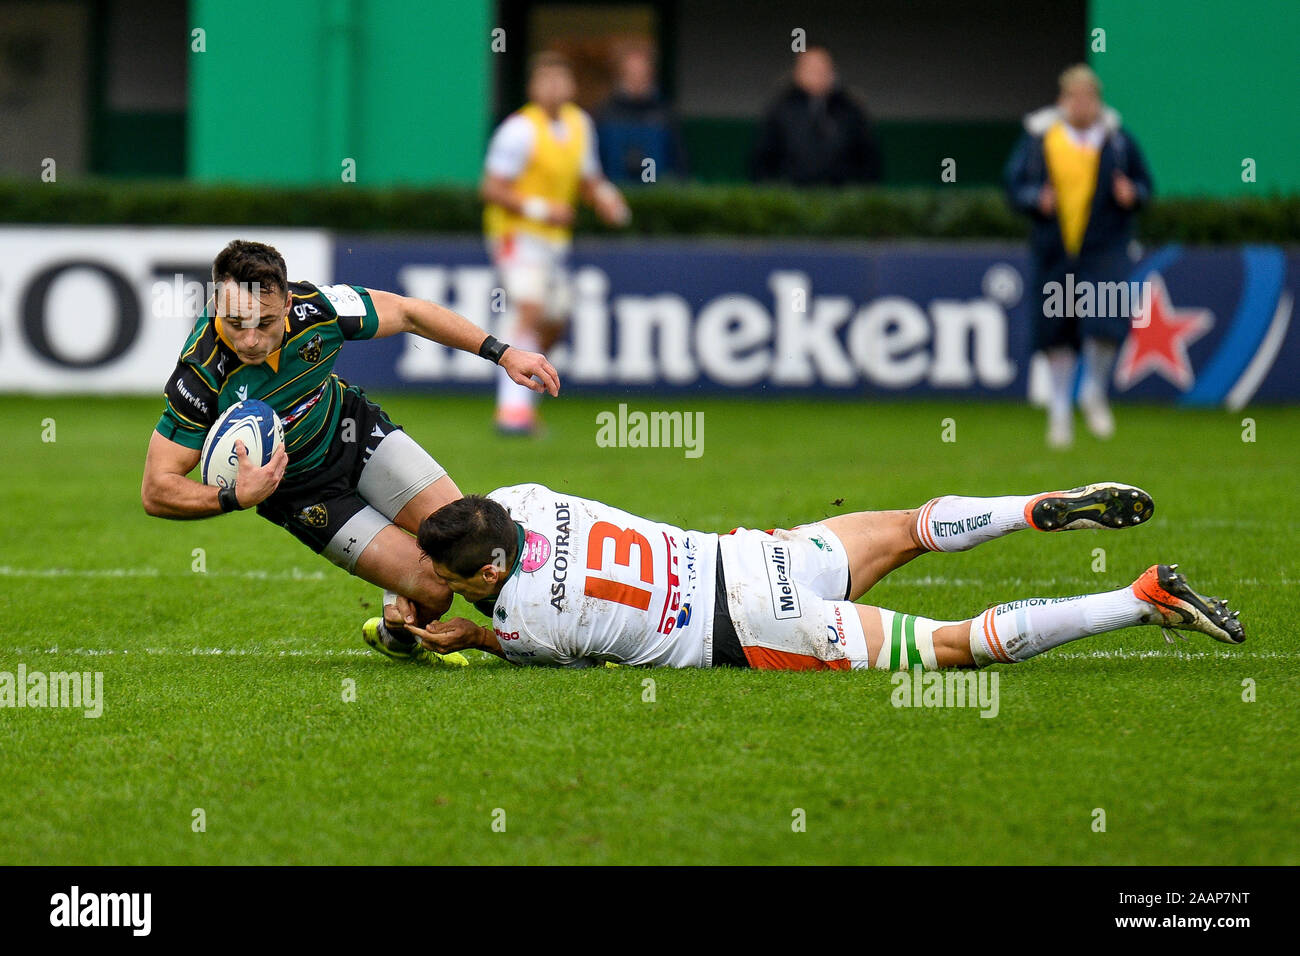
[
  {"x1": 595, "y1": 43, "x2": 687, "y2": 183},
  {"x1": 481, "y1": 50, "x2": 631, "y2": 436},
  {"x1": 1005, "y1": 64, "x2": 1153, "y2": 448},
  {"x1": 751, "y1": 45, "x2": 882, "y2": 186}
]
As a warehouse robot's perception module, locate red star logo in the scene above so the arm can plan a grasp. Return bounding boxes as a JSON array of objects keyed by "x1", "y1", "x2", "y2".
[{"x1": 1115, "y1": 273, "x2": 1213, "y2": 391}]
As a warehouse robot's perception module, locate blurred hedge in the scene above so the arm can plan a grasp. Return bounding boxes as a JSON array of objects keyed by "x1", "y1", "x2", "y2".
[{"x1": 1, "y1": 179, "x2": 1297, "y2": 243}]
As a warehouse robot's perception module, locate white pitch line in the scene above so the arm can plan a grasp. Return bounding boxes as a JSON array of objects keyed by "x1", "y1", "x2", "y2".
[
  {"x1": 0, "y1": 566, "x2": 330, "y2": 581},
  {"x1": 4, "y1": 647, "x2": 373, "y2": 658},
  {"x1": 892, "y1": 575, "x2": 1298, "y2": 587},
  {"x1": 2, "y1": 647, "x2": 1295, "y2": 663},
  {"x1": 2, "y1": 567, "x2": 1293, "y2": 586},
  {"x1": 1044, "y1": 649, "x2": 1299, "y2": 661}
]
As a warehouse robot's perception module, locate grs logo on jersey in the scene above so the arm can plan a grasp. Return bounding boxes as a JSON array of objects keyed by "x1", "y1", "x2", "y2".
[
  {"x1": 550, "y1": 502, "x2": 571, "y2": 611},
  {"x1": 293, "y1": 302, "x2": 320, "y2": 321},
  {"x1": 763, "y1": 540, "x2": 801, "y2": 619}
]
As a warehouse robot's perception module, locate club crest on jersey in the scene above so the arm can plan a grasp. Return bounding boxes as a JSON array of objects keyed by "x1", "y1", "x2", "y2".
[
  {"x1": 297, "y1": 333, "x2": 324, "y2": 363},
  {"x1": 521, "y1": 530, "x2": 551, "y2": 572},
  {"x1": 297, "y1": 503, "x2": 328, "y2": 528},
  {"x1": 495, "y1": 606, "x2": 508, "y2": 622}
]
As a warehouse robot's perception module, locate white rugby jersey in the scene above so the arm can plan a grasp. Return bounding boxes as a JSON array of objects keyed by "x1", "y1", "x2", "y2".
[{"x1": 483, "y1": 484, "x2": 718, "y2": 668}]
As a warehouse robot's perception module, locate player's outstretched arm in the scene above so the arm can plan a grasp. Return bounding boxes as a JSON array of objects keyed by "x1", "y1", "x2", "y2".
[
  {"x1": 407, "y1": 617, "x2": 507, "y2": 661},
  {"x1": 141, "y1": 431, "x2": 286, "y2": 519},
  {"x1": 366, "y1": 289, "x2": 560, "y2": 396}
]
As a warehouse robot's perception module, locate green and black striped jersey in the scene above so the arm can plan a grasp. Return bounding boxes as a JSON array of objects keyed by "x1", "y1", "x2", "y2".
[{"x1": 155, "y1": 281, "x2": 381, "y2": 478}]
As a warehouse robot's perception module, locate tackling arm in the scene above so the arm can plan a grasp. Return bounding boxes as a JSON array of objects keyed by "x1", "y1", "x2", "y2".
[{"x1": 407, "y1": 617, "x2": 507, "y2": 660}]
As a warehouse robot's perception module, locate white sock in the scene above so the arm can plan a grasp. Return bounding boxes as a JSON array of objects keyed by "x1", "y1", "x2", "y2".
[
  {"x1": 915, "y1": 494, "x2": 1033, "y2": 552},
  {"x1": 1046, "y1": 348, "x2": 1077, "y2": 421},
  {"x1": 1080, "y1": 338, "x2": 1117, "y2": 402},
  {"x1": 495, "y1": 328, "x2": 540, "y2": 422},
  {"x1": 968, "y1": 586, "x2": 1158, "y2": 665}
]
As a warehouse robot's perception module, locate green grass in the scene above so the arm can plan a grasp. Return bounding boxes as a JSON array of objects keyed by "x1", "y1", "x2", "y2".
[{"x1": 1, "y1": 394, "x2": 1297, "y2": 864}]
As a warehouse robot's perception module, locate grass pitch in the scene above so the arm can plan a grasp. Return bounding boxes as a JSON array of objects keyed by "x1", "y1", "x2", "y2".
[{"x1": 1, "y1": 393, "x2": 1296, "y2": 865}]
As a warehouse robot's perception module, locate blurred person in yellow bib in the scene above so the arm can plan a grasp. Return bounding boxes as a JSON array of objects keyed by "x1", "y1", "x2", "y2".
[{"x1": 481, "y1": 51, "x2": 630, "y2": 435}]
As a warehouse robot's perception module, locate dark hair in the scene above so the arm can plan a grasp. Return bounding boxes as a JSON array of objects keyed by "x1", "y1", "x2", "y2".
[
  {"x1": 528, "y1": 50, "x2": 571, "y2": 79},
  {"x1": 417, "y1": 495, "x2": 517, "y2": 578},
  {"x1": 211, "y1": 240, "x2": 288, "y2": 297}
]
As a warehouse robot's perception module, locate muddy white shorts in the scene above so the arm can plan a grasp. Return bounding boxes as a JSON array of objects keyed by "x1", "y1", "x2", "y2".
[{"x1": 716, "y1": 524, "x2": 867, "y2": 670}]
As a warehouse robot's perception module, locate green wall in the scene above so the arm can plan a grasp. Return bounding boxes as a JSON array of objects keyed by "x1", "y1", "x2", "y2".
[
  {"x1": 189, "y1": 0, "x2": 490, "y2": 186},
  {"x1": 1090, "y1": 0, "x2": 1300, "y2": 196}
]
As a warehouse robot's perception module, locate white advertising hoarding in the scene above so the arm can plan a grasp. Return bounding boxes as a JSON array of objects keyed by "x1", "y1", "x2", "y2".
[{"x1": 0, "y1": 227, "x2": 332, "y2": 393}]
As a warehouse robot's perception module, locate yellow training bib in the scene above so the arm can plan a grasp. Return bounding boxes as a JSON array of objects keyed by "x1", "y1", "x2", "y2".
[
  {"x1": 484, "y1": 103, "x2": 587, "y2": 244},
  {"x1": 1044, "y1": 121, "x2": 1101, "y2": 256}
]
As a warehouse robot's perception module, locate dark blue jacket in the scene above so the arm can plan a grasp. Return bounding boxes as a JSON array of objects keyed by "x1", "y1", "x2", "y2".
[
  {"x1": 596, "y1": 91, "x2": 687, "y2": 183},
  {"x1": 1004, "y1": 107, "x2": 1153, "y2": 272}
]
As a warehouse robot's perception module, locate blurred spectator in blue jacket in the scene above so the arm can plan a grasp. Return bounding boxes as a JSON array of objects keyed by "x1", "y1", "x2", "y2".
[
  {"x1": 596, "y1": 44, "x2": 687, "y2": 184},
  {"x1": 751, "y1": 46, "x2": 882, "y2": 185},
  {"x1": 1005, "y1": 64, "x2": 1153, "y2": 448}
]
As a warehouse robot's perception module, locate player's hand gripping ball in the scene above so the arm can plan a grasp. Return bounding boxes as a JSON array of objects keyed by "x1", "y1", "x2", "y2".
[{"x1": 200, "y1": 399, "x2": 285, "y2": 489}]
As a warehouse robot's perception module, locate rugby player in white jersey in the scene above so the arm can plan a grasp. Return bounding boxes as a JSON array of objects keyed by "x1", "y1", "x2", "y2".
[{"x1": 391, "y1": 481, "x2": 1243, "y2": 671}]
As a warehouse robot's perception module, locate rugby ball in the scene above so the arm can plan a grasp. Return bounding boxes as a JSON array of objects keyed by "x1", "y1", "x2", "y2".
[{"x1": 200, "y1": 399, "x2": 284, "y2": 489}]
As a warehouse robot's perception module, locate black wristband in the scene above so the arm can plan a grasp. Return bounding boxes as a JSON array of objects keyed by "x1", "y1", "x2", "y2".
[
  {"x1": 218, "y1": 485, "x2": 244, "y2": 513},
  {"x1": 477, "y1": 335, "x2": 509, "y2": 365}
]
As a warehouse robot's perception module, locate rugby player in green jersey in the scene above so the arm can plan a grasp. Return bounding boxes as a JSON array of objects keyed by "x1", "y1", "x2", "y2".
[{"x1": 141, "y1": 240, "x2": 559, "y2": 663}]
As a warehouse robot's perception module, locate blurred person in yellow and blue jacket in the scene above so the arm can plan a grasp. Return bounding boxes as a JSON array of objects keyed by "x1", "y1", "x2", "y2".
[{"x1": 1005, "y1": 64, "x2": 1153, "y2": 448}]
